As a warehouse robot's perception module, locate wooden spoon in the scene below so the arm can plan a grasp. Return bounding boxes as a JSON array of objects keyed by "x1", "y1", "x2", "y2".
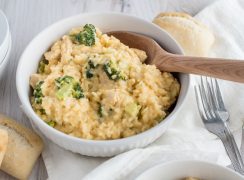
[{"x1": 108, "y1": 31, "x2": 244, "y2": 83}]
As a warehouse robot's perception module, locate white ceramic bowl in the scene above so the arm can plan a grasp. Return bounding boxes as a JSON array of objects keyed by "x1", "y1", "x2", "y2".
[
  {"x1": 0, "y1": 10, "x2": 10, "y2": 65},
  {"x1": 16, "y1": 13, "x2": 190, "y2": 157},
  {"x1": 135, "y1": 160, "x2": 244, "y2": 180}
]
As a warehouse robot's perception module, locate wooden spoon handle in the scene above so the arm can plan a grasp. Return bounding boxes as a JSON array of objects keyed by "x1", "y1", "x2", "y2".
[{"x1": 156, "y1": 54, "x2": 244, "y2": 83}]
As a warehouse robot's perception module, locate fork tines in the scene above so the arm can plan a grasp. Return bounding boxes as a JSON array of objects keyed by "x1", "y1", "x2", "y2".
[{"x1": 195, "y1": 77, "x2": 221, "y2": 121}]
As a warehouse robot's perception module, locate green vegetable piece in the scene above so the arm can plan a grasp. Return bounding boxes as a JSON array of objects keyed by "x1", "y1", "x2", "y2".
[
  {"x1": 47, "y1": 121, "x2": 56, "y2": 127},
  {"x1": 125, "y1": 102, "x2": 141, "y2": 117},
  {"x1": 88, "y1": 60, "x2": 96, "y2": 68},
  {"x1": 103, "y1": 60, "x2": 126, "y2": 81},
  {"x1": 98, "y1": 103, "x2": 105, "y2": 118},
  {"x1": 55, "y1": 75, "x2": 74, "y2": 89},
  {"x1": 39, "y1": 108, "x2": 46, "y2": 115},
  {"x1": 86, "y1": 60, "x2": 98, "y2": 78},
  {"x1": 73, "y1": 24, "x2": 96, "y2": 46},
  {"x1": 38, "y1": 58, "x2": 49, "y2": 73},
  {"x1": 86, "y1": 69, "x2": 94, "y2": 78},
  {"x1": 33, "y1": 81, "x2": 44, "y2": 104},
  {"x1": 73, "y1": 83, "x2": 84, "y2": 99},
  {"x1": 56, "y1": 83, "x2": 73, "y2": 100},
  {"x1": 55, "y1": 75, "x2": 84, "y2": 100}
]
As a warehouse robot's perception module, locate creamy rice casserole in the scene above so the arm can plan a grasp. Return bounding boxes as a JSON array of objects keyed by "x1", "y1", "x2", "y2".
[{"x1": 30, "y1": 24, "x2": 180, "y2": 140}]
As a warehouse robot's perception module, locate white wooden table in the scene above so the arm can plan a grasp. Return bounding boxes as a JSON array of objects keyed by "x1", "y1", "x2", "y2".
[{"x1": 0, "y1": 0, "x2": 213, "y2": 179}]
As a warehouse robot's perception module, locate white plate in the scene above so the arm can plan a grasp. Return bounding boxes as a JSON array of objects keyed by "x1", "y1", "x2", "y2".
[
  {"x1": 0, "y1": 10, "x2": 10, "y2": 64},
  {"x1": 135, "y1": 160, "x2": 244, "y2": 180},
  {"x1": 0, "y1": 33, "x2": 11, "y2": 79}
]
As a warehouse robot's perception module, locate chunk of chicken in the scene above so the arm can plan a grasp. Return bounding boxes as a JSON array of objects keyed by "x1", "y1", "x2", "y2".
[
  {"x1": 60, "y1": 35, "x2": 73, "y2": 63},
  {"x1": 29, "y1": 74, "x2": 45, "y2": 88},
  {"x1": 44, "y1": 40, "x2": 62, "y2": 61}
]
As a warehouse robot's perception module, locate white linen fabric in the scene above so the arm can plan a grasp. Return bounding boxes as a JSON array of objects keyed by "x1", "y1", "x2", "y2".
[{"x1": 40, "y1": 0, "x2": 244, "y2": 179}]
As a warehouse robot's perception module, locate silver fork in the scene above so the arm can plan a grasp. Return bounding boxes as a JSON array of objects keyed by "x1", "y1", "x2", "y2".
[
  {"x1": 213, "y1": 79, "x2": 244, "y2": 171},
  {"x1": 195, "y1": 77, "x2": 244, "y2": 175}
]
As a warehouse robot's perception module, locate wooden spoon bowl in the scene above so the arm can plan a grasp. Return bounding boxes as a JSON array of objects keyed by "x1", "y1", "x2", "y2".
[{"x1": 108, "y1": 31, "x2": 244, "y2": 83}]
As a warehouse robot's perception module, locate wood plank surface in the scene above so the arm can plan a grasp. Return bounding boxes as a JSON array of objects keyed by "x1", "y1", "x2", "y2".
[{"x1": 0, "y1": 0, "x2": 213, "y2": 179}]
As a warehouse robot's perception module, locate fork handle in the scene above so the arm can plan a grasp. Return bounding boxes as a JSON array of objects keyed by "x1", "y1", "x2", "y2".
[
  {"x1": 225, "y1": 125, "x2": 244, "y2": 170},
  {"x1": 218, "y1": 129, "x2": 244, "y2": 175}
]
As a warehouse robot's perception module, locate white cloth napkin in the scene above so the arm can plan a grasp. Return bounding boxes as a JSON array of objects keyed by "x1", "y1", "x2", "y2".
[{"x1": 41, "y1": 0, "x2": 244, "y2": 179}]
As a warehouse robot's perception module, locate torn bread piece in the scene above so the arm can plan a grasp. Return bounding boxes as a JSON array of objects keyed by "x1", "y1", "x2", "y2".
[
  {"x1": 0, "y1": 114, "x2": 44, "y2": 180},
  {"x1": 0, "y1": 129, "x2": 8, "y2": 166},
  {"x1": 153, "y1": 12, "x2": 214, "y2": 56}
]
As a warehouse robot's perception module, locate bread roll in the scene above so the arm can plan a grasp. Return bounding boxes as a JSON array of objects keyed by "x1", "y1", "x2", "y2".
[
  {"x1": 153, "y1": 12, "x2": 214, "y2": 56},
  {"x1": 0, "y1": 114, "x2": 44, "y2": 180},
  {"x1": 0, "y1": 129, "x2": 8, "y2": 166}
]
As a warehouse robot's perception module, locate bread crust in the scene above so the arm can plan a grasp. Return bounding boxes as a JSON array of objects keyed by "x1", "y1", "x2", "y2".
[
  {"x1": 0, "y1": 129, "x2": 8, "y2": 166},
  {"x1": 0, "y1": 114, "x2": 43, "y2": 149},
  {"x1": 153, "y1": 12, "x2": 215, "y2": 56},
  {"x1": 155, "y1": 12, "x2": 201, "y2": 25},
  {"x1": 0, "y1": 114, "x2": 43, "y2": 180}
]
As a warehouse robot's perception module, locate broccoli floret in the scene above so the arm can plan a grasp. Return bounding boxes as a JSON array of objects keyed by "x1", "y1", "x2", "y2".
[
  {"x1": 55, "y1": 75, "x2": 84, "y2": 100},
  {"x1": 103, "y1": 60, "x2": 126, "y2": 81},
  {"x1": 86, "y1": 60, "x2": 98, "y2": 78},
  {"x1": 73, "y1": 24, "x2": 96, "y2": 46},
  {"x1": 55, "y1": 82, "x2": 73, "y2": 100},
  {"x1": 47, "y1": 120, "x2": 56, "y2": 127},
  {"x1": 38, "y1": 58, "x2": 49, "y2": 73},
  {"x1": 33, "y1": 81, "x2": 44, "y2": 104}
]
